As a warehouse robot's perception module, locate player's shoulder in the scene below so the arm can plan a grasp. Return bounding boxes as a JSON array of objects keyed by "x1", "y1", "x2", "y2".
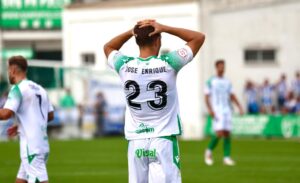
[
  {"x1": 111, "y1": 51, "x2": 135, "y2": 63},
  {"x1": 109, "y1": 50, "x2": 136, "y2": 72},
  {"x1": 24, "y1": 80, "x2": 47, "y2": 93},
  {"x1": 206, "y1": 76, "x2": 216, "y2": 86}
]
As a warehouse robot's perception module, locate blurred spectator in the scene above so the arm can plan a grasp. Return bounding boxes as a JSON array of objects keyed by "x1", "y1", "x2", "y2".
[
  {"x1": 60, "y1": 88, "x2": 76, "y2": 108},
  {"x1": 276, "y1": 74, "x2": 288, "y2": 111},
  {"x1": 291, "y1": 71, "x2": 300, "y2": 98},
  {"x1": 283, "y1": 92, "x2": 297, "y2": 114},
  {"x1": 244, "y1": 80, "x2": 259, "y2": 114},
  {"x1": 59, "y1": 88, "x2": 80, "y2": 139},
  {"x1": 94, "y1": 92, "x2": 107, "y2": 137},
  {"x1": 295, "y1": 96, "x2": 300, "y2": 114},
  {"x1": 260, "y1": 79, "x2": 275, "y2": 114},
  {"x1": 78, "y1": 104, "x2": 84, "y2": 129}
]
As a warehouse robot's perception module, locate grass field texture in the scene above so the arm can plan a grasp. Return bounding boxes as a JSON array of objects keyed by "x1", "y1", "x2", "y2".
[{"x1": 0, "y1": 138, "x2": 299, "y2": 183}]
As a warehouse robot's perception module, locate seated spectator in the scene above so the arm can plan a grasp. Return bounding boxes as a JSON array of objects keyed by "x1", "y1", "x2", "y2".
[
  {"x1": 276, "y1": 74, "x2": 288, "y2": 111},
  {"x1": 259, "y1": 79, "x2": 275, "y2": 114},
  {"x1": 291, "y1": 71, "x2": 300, "y2": 98},
  {"x1": 295, "y1": 96, "x2": 300, "y2": 114},
  {"x1": 283, "y1": 92, "x2": 297, "y2": 114},
  {"x1": 244, "y1": 80, "x2": 259, "y2": 114}
]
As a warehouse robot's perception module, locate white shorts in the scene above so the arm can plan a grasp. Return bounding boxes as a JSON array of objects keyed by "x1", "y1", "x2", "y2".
[
  {"x1": 17, "y1": 153, "x2": 49, "y2": 183},
  {"x1": 213, "y1": 112, "x2": 232, "y2": 131},
  {"x1": 128, "y1": 136, "x2": 181, "y2": 183}
]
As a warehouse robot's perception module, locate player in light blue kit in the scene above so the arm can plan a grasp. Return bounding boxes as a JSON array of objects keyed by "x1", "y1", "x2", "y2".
[
  {"x1": 104, "y1": 19, "x2": 205, "y2": 183},
  {"x1": 0, "y1": 56, "x2": 54, "y2": 183},
  {"x1": 204, "y1": 60, "x2": 243, "y2": 166}
]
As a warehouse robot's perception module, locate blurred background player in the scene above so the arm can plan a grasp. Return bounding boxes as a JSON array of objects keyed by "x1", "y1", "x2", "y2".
[
  {"x1": 0, "y1": 56, "x2": 54, "y2": 183},
  {"x1": 104, "y1": 19, "x2": 205, "y2": 183},
  {"x1": 204, "y1": 60, "x2": 243, "y2": 166}
]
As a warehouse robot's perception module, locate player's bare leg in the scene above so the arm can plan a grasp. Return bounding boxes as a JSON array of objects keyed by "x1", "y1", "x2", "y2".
[
  {"x1": 16, "y1": 178, "x2": 27, "y2": 183},
  {"x1": 16, "y1": 178, "x2": 48, "y2": 183}
]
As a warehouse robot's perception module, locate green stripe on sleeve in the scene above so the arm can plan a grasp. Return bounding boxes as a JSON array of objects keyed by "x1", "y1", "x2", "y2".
[
  {"x1": 206, "y1": 77, "x2": 214, "y2": 88},
  {"x1": 8, "y1": 85, "x2": 22, "y2": 100},
  {"x1": 114, "y1": 55, "x2": 134, "y2": 73},
  {"x1": 160, "y1": 53, "x2": 183, "y2": 72}
]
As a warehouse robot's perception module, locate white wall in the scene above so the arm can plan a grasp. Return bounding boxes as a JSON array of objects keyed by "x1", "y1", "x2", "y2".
[
  {"x1": 63, "y1": 1, "x2": 204, "y2": 139},
  {"x1": 208, "y1": 1, "x2": 300, "y2": 108}
]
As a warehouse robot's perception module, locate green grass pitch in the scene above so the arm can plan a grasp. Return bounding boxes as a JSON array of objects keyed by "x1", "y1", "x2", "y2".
[{"x1": 0, "y1": 138, "x2": 299, "y2": 183}]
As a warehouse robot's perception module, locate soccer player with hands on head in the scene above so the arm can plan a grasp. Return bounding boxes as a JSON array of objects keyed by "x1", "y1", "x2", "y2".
[{"x1": 104, "y1": 19, "x2": 205, "y2": 183}]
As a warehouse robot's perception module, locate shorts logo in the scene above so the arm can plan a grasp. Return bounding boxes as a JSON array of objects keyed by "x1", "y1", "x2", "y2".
[
  {"x1": 135, "y1": 148, "x2": 157, "y2": 159},
  {"x1": 135, "y1": 123, "x2": 155, "y2": 134},
  {"x1": 177, "y1": 48, "x2": 188, "y2": 58}
]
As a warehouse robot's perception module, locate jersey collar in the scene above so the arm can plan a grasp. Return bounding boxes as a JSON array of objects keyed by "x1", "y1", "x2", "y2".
[{"x1": 137, "y1": 55, "x2": 157, "y2": 61}]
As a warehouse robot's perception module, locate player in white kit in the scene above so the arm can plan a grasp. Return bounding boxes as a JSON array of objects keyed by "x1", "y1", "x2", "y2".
[
  {"x1": 104, "y1": 19, "x2": 205, "y2": 183},
  {"x1": 0, "y1": 56, "x2": 54, "y2": 183},
  {"x1": 204, "y1": 60, "x2": 243, "y2": 166}
]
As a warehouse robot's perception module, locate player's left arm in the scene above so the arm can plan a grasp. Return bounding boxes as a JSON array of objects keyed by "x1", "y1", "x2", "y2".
[
  {"x1": 103, "y1": 29, "x2": 133, "y2": 58},
  {"x1": 47, "y1": 96, "x2": 55, "y2": 123},
  {"x1": 230, "y1": 94, "x2": 244, "y2": 115}
]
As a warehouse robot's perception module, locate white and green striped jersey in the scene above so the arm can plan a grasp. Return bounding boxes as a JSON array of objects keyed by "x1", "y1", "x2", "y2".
[
  {"x1": 205, "y1": 76, "x2": 233, "y2": 114},
  {"x1": 108, "y1": 45, "x2": 194, "y2": 140},
  {"x1": 4, "y1": 80, "x2": 53, "y2": 158}
]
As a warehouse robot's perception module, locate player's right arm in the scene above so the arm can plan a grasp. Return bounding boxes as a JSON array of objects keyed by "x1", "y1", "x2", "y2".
[
  {"x1": 0, "y1": 85, "x2": 21, "y2": 120},
  {"x1": 204, "y1": 79, "x2": 215, "y2": 118},
  {"x1": 0, "y1": 109, "x2": 14, "y2": 120},
  {"x1": 138, "y1": 20, "x2": 205, "y2": 56},
  {"x1": 103, "y1": 29, "x2": 133, "y2": 58},
  {"x1": 205, "y1": 95, "x2": 215, "y2": 119}
]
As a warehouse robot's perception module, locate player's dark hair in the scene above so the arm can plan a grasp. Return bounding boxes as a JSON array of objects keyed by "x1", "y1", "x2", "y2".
[
  {"x1": 133, "y1": 25, "x2": 161, "y2": 47},
  {"x1": 8, "y1": 56, "x2": 28, "y2": 72},
  {"x1": 215, "y1": 59, "x2": 225, "y2": 67}
]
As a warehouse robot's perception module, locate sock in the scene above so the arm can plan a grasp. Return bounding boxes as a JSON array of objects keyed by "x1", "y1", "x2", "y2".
[
  {"x1": 208, "y1": 135, "x2": 220, "y2": 151},
  {"x1": 224, "y1": 137, "x2": 231, "y2": 157}
]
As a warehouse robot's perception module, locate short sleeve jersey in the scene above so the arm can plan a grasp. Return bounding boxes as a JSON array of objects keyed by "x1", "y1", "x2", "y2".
[
  {"x1": 108, "y1": 45, "x2": 194, "y2": 140},
  {"x1": 205, "y1": 76, "x2": 233, "y2": 114},
  {"x1": 4, "y1": 80, "x2": 54, "y2": 158}
]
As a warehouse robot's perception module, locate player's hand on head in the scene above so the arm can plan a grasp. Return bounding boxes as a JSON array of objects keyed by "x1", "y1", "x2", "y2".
[
  {"x1": 137, "y1": 19, "x2": 156, "y2": 25},
  {"x1": 138, "y1": 20, "x2": 163, "y2": 37}
]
